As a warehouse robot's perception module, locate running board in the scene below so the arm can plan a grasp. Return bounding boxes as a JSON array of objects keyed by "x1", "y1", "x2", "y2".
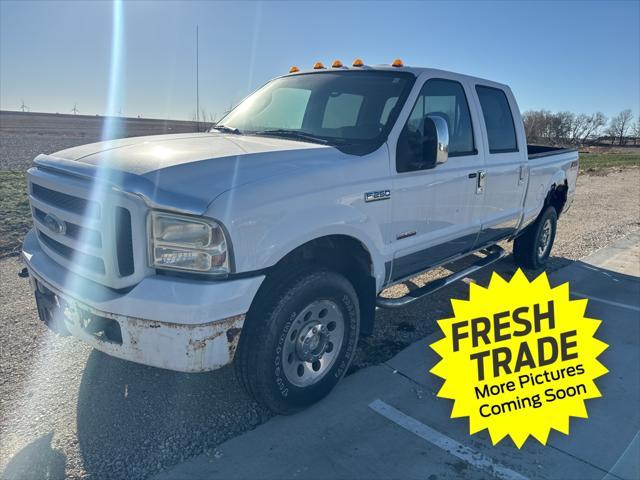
[{"x1": 376, "y1": 245, "x2": 507, "y2": 309}]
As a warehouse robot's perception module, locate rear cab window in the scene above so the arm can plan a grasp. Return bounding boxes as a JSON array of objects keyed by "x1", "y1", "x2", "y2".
[
  {"x1": 322, "y1": 93, "x2": 364, "y2": 129},
  {"x1": 475, "y1": 85, "x2": 518, "y2": 153}
]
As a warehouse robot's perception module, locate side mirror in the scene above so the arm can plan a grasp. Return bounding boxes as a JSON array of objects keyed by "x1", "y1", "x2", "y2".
[
  {"x1": 397, "y1": 114, "x2": 450, "y2": 172},
  {"x1": 422, "y1": 115, "x2": 449, "y2": 167}
]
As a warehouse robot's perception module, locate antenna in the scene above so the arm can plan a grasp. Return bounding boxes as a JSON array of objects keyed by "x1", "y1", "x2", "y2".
[
  {"x1": 71, "y1": 103, "x2": 79, "y2": 115},
  {"x1": 20, "y1": 99, "x2": 29, "y2": 112},
  {"x1": 196, "y1": 24, "x2": 200, "y2": 131}
]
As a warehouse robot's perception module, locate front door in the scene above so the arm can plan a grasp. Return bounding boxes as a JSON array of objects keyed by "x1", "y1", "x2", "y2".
[{"x1": 389, "y1": 76, "x2": 485, "y2": 282}]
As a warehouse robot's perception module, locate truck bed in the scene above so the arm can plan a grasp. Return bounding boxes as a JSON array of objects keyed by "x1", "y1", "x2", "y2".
[{"x1": 527, "y1": 144, "x2": 577, "y2": 159}]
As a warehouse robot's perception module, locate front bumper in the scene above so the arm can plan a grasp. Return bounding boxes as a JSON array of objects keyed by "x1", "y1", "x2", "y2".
[{"x1": 22, "y1": 229, "x2": 265, "y2": 372}]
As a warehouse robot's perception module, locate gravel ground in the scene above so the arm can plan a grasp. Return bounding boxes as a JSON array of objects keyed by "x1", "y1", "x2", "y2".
[{"x1": 1, "y1": 168, "x2": 639, "y2": 479}]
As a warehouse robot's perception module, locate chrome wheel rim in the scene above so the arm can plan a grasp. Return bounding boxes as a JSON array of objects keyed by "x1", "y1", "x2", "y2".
[
  {"x1": 281, "y1": 299, "x2": 345, "y2": 388},
  {"x1": 537, "y1": 219, "x2": 553, "y2": 259}
]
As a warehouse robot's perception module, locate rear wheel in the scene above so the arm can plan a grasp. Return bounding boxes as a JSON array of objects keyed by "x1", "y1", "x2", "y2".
[
  {"x1": 235, "y1": 268, "x2": 360, "y2": 414},
  {"x1": 513, "y1": 206, "x2": 557, "y2": 269}
]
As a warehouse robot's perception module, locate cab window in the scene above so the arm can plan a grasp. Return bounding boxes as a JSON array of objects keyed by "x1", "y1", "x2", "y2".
[
  {"x1": 322, "y1": 93, "x2": 364, "y2": 129},
  {"x1": 397, "y1": 78, "x2": 476, "y2": 172},
  {"x1": 219, "y1": 71, "x2": 416, "y2": 155},
  {"x1": 475, "y1": 85, "x2": 518, "y2": 153},
  {"x1": 249, "y1": 87, "x2": 311, "y2": 130}
]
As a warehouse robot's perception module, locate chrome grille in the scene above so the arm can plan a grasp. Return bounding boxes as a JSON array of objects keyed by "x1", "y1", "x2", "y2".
[
  {"x1": 32, "y1": 183, "x2": 100, "y2": 217},
  {"x1": 28, "y1": 167, "x2": 149, "y2": 289},
  {"x1": 38, "y1": 231, "x2": 106, "y2": 274},
  {"x1": 33, "y1": 207, "x2": 102, "y2": 247}
]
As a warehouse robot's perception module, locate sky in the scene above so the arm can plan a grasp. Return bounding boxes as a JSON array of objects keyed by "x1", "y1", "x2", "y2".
[{"x1": 1, "y1": 0, "x2": 638, "y2": 121}]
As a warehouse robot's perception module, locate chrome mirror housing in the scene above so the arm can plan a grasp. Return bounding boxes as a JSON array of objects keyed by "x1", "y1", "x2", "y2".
[{"x1": 427, "y1": 114, "x2": 449, "y2": 165}]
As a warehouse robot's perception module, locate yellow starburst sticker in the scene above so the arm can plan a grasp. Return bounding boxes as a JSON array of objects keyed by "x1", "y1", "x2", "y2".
[{"x1": 430, "y1": 269, "x2": 608, "y2": 448}]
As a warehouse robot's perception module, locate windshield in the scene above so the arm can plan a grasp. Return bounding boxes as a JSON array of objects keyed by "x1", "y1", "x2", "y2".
[{"x1": 216, "y1": 70, "x2": 415, "y2": 155}]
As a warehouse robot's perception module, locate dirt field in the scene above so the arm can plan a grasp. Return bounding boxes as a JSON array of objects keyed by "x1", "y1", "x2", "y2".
[{"x1": 0, "y1": 111, "x2": 203, "y2": 170}]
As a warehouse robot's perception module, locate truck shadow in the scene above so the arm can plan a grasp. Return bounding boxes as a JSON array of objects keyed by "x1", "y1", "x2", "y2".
[
  {"x1": 75, "y1": 352, "x2": 270, "y2": 479},
  {"x1": 73, "y1": 251, "x2": 600, "y2": 479},
  {"x1": 1, "y1": 432, "x2": 66, "y2": 480}
]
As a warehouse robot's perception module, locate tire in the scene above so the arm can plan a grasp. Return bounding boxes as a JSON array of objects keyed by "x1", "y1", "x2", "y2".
[
  {"x1": 513, "y1": 206, "x2": 558, "y2": 269},
  {"x1": 235, "y1": 268, "x2": 360, "y2": 414}
]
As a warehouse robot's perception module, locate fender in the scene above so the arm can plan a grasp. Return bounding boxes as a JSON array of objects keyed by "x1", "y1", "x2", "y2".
[
  {"x1": 251, "y1": 205, "x2": 386, "y2": 290},
  {"x1": 209, "y1": 192, "x2": 389, "y2": 291},
  {"x1": 516, "y1": 172, "x2": 568, "y2": 236},
  {"x1": 518, "y1": 164, "x2": 569, "y2": 232},
  {"x1": 537, "y1": 171, "x2": 567, "y2": 214},
  {"x1": 548, "y1": 170, "x2": 567, "y2": 194}
]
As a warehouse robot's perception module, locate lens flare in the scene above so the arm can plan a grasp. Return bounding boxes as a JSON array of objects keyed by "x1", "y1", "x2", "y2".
[
  {"x1": 103, "y1": 0, "x2": 125, "y2": 141},
  {"x1": 66, "y1": 0, "x2": 126, "y2": 306}
]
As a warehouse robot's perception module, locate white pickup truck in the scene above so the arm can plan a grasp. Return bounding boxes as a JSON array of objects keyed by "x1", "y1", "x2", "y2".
[{"x1": 21, "y1": 60, "x2": 578, "y2": 413}]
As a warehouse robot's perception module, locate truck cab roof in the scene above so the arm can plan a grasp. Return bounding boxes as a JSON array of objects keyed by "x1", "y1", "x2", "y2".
[{"x1": 283, "y1": 63, "x2": 512, "y2": 92}]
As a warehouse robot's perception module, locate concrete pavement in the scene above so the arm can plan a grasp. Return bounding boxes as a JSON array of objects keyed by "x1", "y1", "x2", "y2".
[{"x1": 156, "y1": 232, "x2": 640, "y2": 480}]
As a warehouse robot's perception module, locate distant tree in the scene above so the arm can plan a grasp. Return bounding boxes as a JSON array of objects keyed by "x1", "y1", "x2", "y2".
[
  {"x1": 580, "y1": 112, "x2": 607, "y2": 145},
  {"x1": 523, "y1": 110, "x2": 544, "y2": 142},
  {"x1": 554, "y1": 111, "x2": 574, "y2": 144},
  {"x1": 633, "y1": 119, "x2": 640, "y2": 145},
  {"x1": 608, "y1": 109, "x2": 634, "y2": 145},
  {"x1": 569, "y1": 113, "x2": 590, "y2": 144},
  {"x1": 524, "y1": 109, "x2": 612, "y2": 146},
  {"x1": 523, "y1": 110, "x2": 558, "y2": 144}
]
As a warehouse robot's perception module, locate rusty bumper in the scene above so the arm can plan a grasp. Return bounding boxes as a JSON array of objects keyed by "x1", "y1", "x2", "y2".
[{"x1": 22, "y1": 229, "x2": 264, "y2": 372}]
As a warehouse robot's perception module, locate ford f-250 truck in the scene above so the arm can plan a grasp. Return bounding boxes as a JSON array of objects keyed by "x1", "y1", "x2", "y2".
[{"x1": 21, "y1": 60, "x2": 578, "y2": 413}]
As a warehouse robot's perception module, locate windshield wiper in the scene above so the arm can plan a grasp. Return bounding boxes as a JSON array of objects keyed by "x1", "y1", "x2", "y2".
[
  {"x1": 250, "y1": 129, "x2": 329, "y2": 145},
  {"x1": 211, "y1": 124, "x2": 241, "y2": 134}
]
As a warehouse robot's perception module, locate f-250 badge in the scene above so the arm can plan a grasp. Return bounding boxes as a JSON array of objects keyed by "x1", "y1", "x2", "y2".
[{"x1": 364, "y1": 190, "x2": 391, "y2": 202}]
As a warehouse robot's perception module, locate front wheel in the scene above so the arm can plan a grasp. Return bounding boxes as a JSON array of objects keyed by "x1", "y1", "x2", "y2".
[
  {"x1": 513, "y1": 206, "x2": 558, "y2": 269},
  {"x1": 235, "y1": 269, "x2": 360, "y2": 414}
]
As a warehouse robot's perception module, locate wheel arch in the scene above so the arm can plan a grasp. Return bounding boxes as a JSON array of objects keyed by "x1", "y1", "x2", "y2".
[
  {"x1": 253, "y1": 234, "x2": 379, "y2": 336},
  {"x1": 544, "y1": 179, "x2": 569, "y2": 219}
]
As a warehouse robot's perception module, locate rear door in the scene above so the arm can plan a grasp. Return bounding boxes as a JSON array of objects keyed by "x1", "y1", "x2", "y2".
[
  {"x1": 389, "y1": 76, "x2": 485, "y2": 281},
  {"x1": 472, "y1": 85, "x2": 527, "y2": 245}
]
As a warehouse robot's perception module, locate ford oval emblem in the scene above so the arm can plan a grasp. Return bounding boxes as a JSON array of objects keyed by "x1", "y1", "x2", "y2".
[{"x1": 43, "y1": 213, "x2": 66, "y2": 235}]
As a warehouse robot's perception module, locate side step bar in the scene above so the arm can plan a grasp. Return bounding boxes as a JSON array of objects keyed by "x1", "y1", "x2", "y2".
[{"x1": 376, "y1": 245, "x2": 507, "y2": 309}]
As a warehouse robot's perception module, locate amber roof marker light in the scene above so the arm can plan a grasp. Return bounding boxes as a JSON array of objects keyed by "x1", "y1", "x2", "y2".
[
  {"x1": 391, "y1": 58, "x2": 404, "y2": 67},
  {"x1": 331, "y1": 59, "x2": 343, "y2": 68},
  {"x1": 289, "y1": 66, "x2": 300, "y2": 73},
  {"x1": 313, "y1": 62, "x2": 326, "y2": 69},
  {"x1": 352, "y1": 58, "x2": 364, "y2": 67}
]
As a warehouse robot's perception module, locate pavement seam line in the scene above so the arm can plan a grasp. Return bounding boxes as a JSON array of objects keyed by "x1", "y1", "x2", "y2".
[
  {"x1": 571, "y1": 291, "x2": 640, "y2": 312},
  {"x1": 368, "y1": 399, "x2": 530, "y2": 480},
  {"x1": 599, "y1": 430, "x2": 640, "y2": 480},
  {"x1": 545, "y1": 444, "x2": 627, "y2": 480},
  {"x1": 382, "y1": 361, "x2": 438, "y2": 394}
]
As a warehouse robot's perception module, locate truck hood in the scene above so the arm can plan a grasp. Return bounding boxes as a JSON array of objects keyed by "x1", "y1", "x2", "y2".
[{"x1": 35, "y1": 132, "x2": 335, "y2": 214}]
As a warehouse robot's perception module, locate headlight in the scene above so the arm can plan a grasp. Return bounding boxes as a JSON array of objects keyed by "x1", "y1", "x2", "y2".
[{"x1": 149, "y1": 211, "x2": 230, "y2": 274}]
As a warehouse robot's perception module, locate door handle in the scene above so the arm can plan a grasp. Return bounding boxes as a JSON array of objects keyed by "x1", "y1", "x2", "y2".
[
  {"x1": 518, "y1": 165, "x2": 526, "y2": 184},
  {"x1": 476, "y1": 170, "x2": 486, "y2": 194},
  {"x1": 468, "y1": 172, "x2": 478, "y2": 179}
]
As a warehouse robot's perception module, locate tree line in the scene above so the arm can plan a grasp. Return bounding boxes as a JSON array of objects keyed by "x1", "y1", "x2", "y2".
[{"x1": 523, "y1": 109, "x2": 638, "y2": 146}]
